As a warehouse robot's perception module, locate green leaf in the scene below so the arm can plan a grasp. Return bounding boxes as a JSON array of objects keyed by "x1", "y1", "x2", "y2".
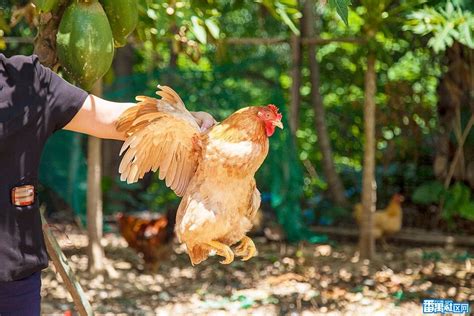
[
  {"x1": 204, "y1": 19, "x2": 220, "y2": 39},
  {"x1": 459, "y1": 202, "x2": 474, "y2": 220},
  {"x1": 191, "y1": 16, "x2": 207, "y2": 44},
  {"x1": 276, "y1": 7, "x2": 300, "y2": 35},
  {"x1": 429, "y1": 22, "x2": 454, "y2": 53},
  {"x1": 444, "y1": 182, "x2": 471, "y2": 214},
  {"x1": 412, "y1": 181, "x2": 445, "y2": 205},
  {"x1": 329, "y1": 0, "x2": 351, "y2": 26},
  {"x1": 459, "y1": 21, "x2": 474, "y2": 48}
]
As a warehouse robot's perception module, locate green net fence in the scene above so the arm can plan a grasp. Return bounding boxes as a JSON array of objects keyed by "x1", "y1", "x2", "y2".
[
  {"x1": 39, "y1": 131, "x2": 87, "y2": 219},
  {"x1": 39, "y1": 60, "x2": 322, "y2": 242}
]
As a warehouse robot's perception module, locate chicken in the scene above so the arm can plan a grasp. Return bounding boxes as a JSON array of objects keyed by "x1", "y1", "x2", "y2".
[
  {"x1": 116, "y1": 209, "x2": 176, "y2": 272},
  {"x1": 353, "y1": 194, "x2": 405, "y2": 239},
  {"x1": 116, "y1": 85, "x2": 283, "y2": 265}
]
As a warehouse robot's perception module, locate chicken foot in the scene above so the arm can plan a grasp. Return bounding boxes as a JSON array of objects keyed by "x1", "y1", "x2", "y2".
[
  {"x1": 205, "y1": 241, "x2": 235, "y2": 264},
  {"x1": 233, "y1": 236, "x2": 256, "y2": 261}
]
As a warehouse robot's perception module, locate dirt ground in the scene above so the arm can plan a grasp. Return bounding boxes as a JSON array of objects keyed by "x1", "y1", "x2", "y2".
[{"x1": 41, "y1": 225, "x2": 473, "y2": 315}]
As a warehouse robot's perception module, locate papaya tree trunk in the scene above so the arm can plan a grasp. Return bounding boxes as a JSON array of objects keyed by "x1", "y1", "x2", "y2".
[
  {"x1": 87, "y1": 80, "x2": 105, "y2": 273},
  {"x1": 359, "y1": 53, "x2": 377, "y2": 260},
  {"x1": 303, "y1": 0, "x2": 348, "y2": 207},
  {"x1": 102, "y1": 45, "x2": 134, "y2": 180},
  {"x1": 34, "y1": 4, "x2": 67, "y2": 69}
]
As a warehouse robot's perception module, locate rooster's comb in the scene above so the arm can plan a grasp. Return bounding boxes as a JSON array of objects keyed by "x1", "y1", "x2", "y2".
[{"x1": 267, "y1": 104, "x2": 282, "y2": 120}]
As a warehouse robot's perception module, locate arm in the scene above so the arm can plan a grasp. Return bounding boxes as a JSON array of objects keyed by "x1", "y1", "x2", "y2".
[{"x1": 64, "y1": 95, "x2": 216, "y2": 141}]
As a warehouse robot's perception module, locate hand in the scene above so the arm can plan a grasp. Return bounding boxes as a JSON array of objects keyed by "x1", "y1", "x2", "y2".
[{"x1": 191, "y1": 111, "x2": 217, "y2": 132}]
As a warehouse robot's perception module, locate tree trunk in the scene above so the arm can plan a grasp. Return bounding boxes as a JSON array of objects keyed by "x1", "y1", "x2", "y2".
[
  {"x1": 303, "y1": 0, "x2": 348, "y2": 207},
  {"x1": 87, "y1": 80, "x2": 105, "y2": 273},
  {"x1": 102, "y1": 45, "x2": 134, "y2": 182},
  {"x1": 434, "y1": 43, "x2": 474, "y2": 189},
  {"x1": 33, "y1": 4, "x2": 67, "y2": 69},
  {"x1": 289, "y1": 33, "x2": 302, "y2": 134},
  {"x1": 359, "y1": 53, "x2": 377, "y2": 260}
]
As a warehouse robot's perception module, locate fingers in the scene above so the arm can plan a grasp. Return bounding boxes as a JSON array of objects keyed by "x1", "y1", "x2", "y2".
[
  {"x1": 191, "y1": 111, "x2": 217, "y2": 132},
  {"x1": 200, "y1": 118, "x2": 214, "y2": 132}
]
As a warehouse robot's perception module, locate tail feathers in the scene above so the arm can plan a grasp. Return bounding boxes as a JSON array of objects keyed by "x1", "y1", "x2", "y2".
[{"x1": 188, "y1": 245, "x2": 210, "y2": 266}]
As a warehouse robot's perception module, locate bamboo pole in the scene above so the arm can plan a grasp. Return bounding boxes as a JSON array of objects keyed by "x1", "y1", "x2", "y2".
[
  {"x1": 7, "y1": 36, "x2": 365, "y2": 47},
  {"x1": 225, "y1": 37, "x2": 288, "y2": 45},
  {"x1": 313, "y1": 225, "x2": 474, "y2": 247},
  {"x1": 444, "y1": 114, "x2": 474, "y2": 188},
  {"x1": 3, "y1": 36, "x2": 35, "y2": 44},
  {"x1": 225, "y1": 37, "x2": 365, "y2": 46},
  {"x1": 41, "y1": 212, "x2": 94, "y2": 316}
]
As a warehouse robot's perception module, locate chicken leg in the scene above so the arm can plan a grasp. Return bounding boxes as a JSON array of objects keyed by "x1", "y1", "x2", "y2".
[
  {"x1": 234, "y1": 236, "x2": 256, "y2": 261},
  {"x1": 205, "y1": 241, "x2": 234, "y2": 264}
]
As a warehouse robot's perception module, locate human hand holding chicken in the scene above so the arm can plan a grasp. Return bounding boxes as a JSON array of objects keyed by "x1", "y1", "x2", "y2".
[{"x1": 116, "y1": 85, "x2": 283, "y2": 265}]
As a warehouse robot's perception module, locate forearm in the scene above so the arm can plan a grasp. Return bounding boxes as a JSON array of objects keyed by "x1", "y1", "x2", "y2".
[
  {"x1": 63, "y1": 94, "x2": 216, "y2": 140},
  {"x1": 63, "y1": 94, "x2": 134, "y2": 141}
]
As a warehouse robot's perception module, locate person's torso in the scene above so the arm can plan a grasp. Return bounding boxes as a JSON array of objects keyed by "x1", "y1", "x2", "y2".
[{"x1": 0, "y1": 54, "x2": 50, "y2": 282}]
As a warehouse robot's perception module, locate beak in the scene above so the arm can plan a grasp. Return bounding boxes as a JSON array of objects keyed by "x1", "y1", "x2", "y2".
[{"x1": 273, "y1": 121, "x2": 283, "y2": 129}]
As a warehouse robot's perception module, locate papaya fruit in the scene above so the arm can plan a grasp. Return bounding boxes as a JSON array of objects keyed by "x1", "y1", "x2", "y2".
[
  {"x1": 56, "y1": 0, "x2": 114, "y2": 91},
  {"x1": 99, "y1": 0, "x2": 138, "y2": 47},
  {"x1": 33, "y1": 0, "x2": 59, "y2": 12}
]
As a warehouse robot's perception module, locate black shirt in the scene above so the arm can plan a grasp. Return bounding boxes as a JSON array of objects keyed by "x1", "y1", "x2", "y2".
[{"x1": 0, "y1": 54, "x2": 88, "y2": 282}]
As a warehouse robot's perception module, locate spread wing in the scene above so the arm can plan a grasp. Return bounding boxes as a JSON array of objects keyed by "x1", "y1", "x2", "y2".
[{"x1": 117, "y1": 85, "x2": 202, "y2": 196}]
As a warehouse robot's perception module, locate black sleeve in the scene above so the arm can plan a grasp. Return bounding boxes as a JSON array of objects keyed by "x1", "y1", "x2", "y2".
[{"x1": 32, "y1": 55, "x2": 89, "y2": 132}]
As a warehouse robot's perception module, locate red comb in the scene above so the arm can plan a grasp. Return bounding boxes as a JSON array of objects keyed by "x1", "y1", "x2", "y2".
[{"x1": 268, "y1": 104, "x2": 282, "y2": 119}]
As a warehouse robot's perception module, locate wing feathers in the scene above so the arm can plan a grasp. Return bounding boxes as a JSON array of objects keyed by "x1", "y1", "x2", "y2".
[
  {"x1": 116, "y1": 86, "x2": 202, "y2": 196},
  {"x1": 156, "y1": 85, "x2": 186, "y2": 110}
]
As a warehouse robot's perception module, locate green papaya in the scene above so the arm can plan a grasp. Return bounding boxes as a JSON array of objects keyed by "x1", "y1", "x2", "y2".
[
  {"x1": 99, "y1": 0, "x2": 138, "y2": 47},
  {"x1": 33, "y1": 0, "x2": 59, "y2": 12},
  {"x1": 56, "y1": 0, "x2": 114, "y2": 91}
]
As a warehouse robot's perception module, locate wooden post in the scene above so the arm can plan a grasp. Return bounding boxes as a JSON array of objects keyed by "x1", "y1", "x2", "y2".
[
  {"x1": 87, "y1": 80, "x2": 105, "y2": 273},
  {"x1": 41, "y1": 212, "x2": 94, "y2": 316},
  {"x1": 359, "y1": 52, "x2": 377, "y2": 260}
]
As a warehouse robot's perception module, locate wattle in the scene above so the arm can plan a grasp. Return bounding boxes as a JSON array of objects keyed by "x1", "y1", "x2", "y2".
[{"x1": 265, "y1": 123, "x2": 276, "y2": 137}]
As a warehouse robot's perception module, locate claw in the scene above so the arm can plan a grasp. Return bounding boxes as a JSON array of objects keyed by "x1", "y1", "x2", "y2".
[
  {"x1": 234, "y1": 236, "x2": 257, "y2": 261},
  {"x1": 206, "y1": 241, "x2": 235, "y2": 264}
]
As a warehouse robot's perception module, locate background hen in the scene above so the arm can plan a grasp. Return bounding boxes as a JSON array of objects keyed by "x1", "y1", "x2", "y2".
[
  {"x1": 116, "y1": 208, "x2": 176, "y2": 272},
  {"x1": 353, "y1": 194, "x2": 405, "y2": 241}
]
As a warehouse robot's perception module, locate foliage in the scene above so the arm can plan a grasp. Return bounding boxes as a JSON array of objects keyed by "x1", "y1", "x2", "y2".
[
  {"x1": 1, "y1": 0, "x2": 471, "y2": 234},
  {"x1": 258, "y1": 0, "x2": 301, "y2": 34},
  {"x1": 412, "y1": 180, "x2": 444, "y2": 204},
  {"x1": 299, "y1": 1, "x2": 441, "y2": 207},
  {"x1": 413, "y1": 181, "x2": 474, "y2": 222},
  {"x1": 405, "y1": 1, "x2": 474, "y2": 52},
  {"x1": 329, "y1": 0, "x2": 351, "y2": 26}
]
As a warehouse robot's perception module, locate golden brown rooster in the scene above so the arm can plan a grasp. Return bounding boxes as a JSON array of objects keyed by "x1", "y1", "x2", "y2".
[
  {"x1": 353, "y1": 193, "x2": 405, "y2": 240},
  {"x1": 116, "y1": 85, "x2": 283, "y2": 265}
]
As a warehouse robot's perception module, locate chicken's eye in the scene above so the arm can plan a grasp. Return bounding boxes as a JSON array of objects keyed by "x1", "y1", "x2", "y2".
[{"x1": 265, "y1": 113, "x2": 270, "y2": 118}]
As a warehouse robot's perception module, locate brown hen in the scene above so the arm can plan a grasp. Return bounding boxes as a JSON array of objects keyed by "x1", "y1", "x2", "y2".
[
  {"x1": 117, "y1": 209, "x2": 176, "y2": 272},
  {"x1": 116, "y1": 85, "x2": 283, "y2": 265}
]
